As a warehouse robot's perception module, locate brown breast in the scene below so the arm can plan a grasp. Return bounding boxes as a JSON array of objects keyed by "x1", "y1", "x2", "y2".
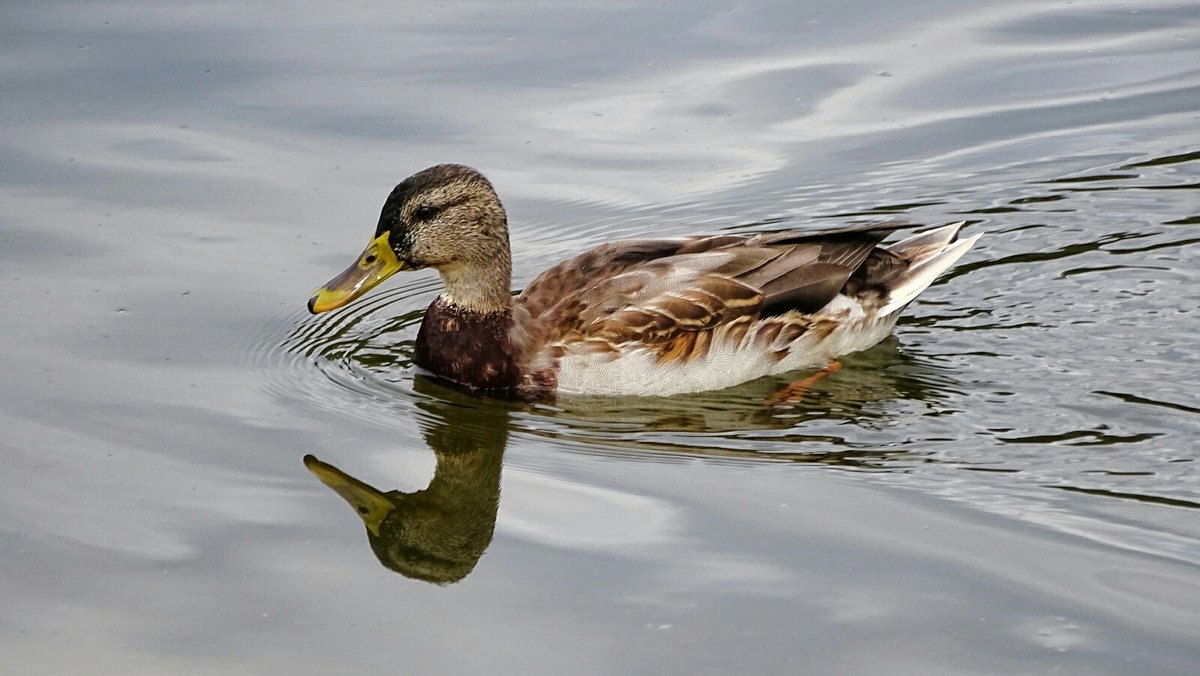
[{"x1": 414, "y1": 297, "x2": 522, "y2": 391}]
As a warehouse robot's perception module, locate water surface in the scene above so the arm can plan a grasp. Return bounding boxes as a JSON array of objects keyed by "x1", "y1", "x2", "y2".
[{"x1": 2, "y1": 1, "x2": 1199, "y2": 674}]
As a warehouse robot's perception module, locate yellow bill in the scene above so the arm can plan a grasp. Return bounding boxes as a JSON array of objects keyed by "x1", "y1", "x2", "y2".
[
  {"x1": 308, "y1": 231, "x2": 405, "y2": 313},
  {"x1": 303, "y1": 454, "x2": 393, "y2": 536}
]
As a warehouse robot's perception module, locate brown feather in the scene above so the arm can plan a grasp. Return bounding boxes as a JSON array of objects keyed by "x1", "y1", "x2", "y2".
[
  {"x1": 657, "y1": 332, "x2": 695, "y2": 365},
  {"x1": 689, "y1": 329, "x2": 712, "y2": 364},
  {"x1": 755, "y1": 320, "x2": 784, "y2": 350},
  {"x1": 509, "y1": 221, "x2": 938, "y2": 384},
  {"x1": 720, "y1": 315, "x2": 753, "y2": 349},
  {"x1": 759, "y1": 262, "x2": 856, "y2": 314}
]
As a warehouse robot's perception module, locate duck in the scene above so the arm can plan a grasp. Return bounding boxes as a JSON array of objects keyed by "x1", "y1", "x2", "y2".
[{"x1": 308, "y1": 163, "x2": 980, "y2": 398}]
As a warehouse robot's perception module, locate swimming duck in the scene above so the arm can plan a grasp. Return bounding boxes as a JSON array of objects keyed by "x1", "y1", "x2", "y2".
[{"x1": 308, "y1": 164, "x2": 979, "y2": 398}]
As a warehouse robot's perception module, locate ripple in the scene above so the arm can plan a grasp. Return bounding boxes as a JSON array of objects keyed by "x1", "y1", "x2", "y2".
[{"x1": 252, "y1": 276, "x2": 442, "y2": 429}]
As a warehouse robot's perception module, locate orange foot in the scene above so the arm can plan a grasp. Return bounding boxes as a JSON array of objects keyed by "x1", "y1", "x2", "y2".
[{"x1": 766, "y1": 360, "x2": 843, "y2": 409}]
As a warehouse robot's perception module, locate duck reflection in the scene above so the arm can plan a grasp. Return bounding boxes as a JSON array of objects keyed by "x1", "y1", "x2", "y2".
[
  {"x1": 304, "y1": 379, "x2": 508, "y2": 584},
  {"x1": 301, "y1": 333, "x2": 957, "y2": 583}
]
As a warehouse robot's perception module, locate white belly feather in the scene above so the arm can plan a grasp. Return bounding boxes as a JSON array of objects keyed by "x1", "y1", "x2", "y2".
[{"x1": 552, "y1": 296, "x2": 902, "y2": 397}]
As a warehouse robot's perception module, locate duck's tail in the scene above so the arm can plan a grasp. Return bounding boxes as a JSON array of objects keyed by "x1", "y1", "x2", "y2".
[{"x1": 877, "y1": 221, "x2": 980, "y2": 316}]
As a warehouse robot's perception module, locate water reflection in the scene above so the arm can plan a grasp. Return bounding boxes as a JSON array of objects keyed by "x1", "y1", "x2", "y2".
[
  {"x1": 300, "y1": 338, "x2": 957, "y2": 583},
  {"x1": 304, "y1": 379, "x2": 507, "y2": 584}
]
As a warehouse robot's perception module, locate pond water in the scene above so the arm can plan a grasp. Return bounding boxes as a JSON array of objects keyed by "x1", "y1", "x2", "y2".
[{"x1": 2, "y1": 1, "x2": 1199, "y2": 673}]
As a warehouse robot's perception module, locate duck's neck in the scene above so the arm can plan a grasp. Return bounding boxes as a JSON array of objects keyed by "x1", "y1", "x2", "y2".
[
  {"x1": 436, "y1": 250, "x2": 513, "y2": 315},
  {"x1": 414, "y1": 296, "x2": 521, "y2": 391}
]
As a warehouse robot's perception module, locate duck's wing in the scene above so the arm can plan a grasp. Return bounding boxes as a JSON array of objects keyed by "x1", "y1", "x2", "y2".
[
  {"x1": 514, "y1": 238, "x2": 695, "y2": 322},
  {"x1": 745, "y1": 224, "x2": 912, "y2": 315},
  {"x1": 511, "y1": 222, "x2": 916, "y2": 358}
]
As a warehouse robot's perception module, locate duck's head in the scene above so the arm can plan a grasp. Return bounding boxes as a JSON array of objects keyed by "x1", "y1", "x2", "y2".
[{"x1": 308, "y1": 164, "x2": 511, "y2": 314}]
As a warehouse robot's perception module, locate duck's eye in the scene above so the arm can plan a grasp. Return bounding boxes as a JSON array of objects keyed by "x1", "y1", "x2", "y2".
[{"x1": 413, "y1": 205, "x2": 439, "y2": 221}]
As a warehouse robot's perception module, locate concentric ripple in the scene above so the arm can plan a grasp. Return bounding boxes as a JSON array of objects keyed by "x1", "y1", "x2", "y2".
[{"x1": 252, "y1": 276, "x2": 443, "y2": 429}]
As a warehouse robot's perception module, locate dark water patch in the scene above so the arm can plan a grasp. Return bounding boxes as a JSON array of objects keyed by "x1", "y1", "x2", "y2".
[
  {"x1": 1044, "y1": 173, "x2": 1141, "y2": 184},
  {"x1": 1059, "y1": 264, "x2": 1170, "y2": 278},
  {"x1": 822, "y1": 199, "x2": 948, "y2": 217},
  {"x1": 960, "y1": 205, "x2": 1020, "y2": 214},
  {"x1": 1093, "y1": 389, "x2": 1200, "y2": 416},
  {"x1": 1010, "y1": 194, "x2": 1067, "y2": 205},
  {"x1": 1105, "y1": 236, "x2": 1200, "y2": 254},
  {"x1": 1060, "y1": 181, "x2": 1200, "y2": 193},
  {"x1": 997, "y1": 429, "x2": 1163, "y2": 447},
  {"x1": 1121, "y1": 150, "x2": 1200, "y2": 169},
  {"x1": 1054, "y1": 486, "x2": 1200, "y2": 511}
]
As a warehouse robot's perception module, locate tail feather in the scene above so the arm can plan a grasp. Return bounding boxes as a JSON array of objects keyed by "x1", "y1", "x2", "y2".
[
  {"x1": 878, "y1": 225, "x2": 979, "y2": 316},
  {"x1": 886, "y1": 221, "x2": 966, "y2": 265}
]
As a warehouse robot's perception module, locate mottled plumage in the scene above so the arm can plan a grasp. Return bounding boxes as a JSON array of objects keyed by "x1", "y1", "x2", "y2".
[{"x1": 309, "y1": 164, "x2": 981, "y2": 398}]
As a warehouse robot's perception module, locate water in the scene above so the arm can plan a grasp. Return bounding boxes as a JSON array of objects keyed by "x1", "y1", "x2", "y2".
[{"x1": 2, "y1": 1, "x2": 1199, "y2": 673}]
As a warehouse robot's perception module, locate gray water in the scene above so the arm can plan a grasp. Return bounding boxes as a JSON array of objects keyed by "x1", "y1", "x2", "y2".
[{"x1": 2, "y1": 1, "x2": 1199, "y2": 674}]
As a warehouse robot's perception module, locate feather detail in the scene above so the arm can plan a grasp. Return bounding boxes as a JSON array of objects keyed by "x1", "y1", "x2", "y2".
[{"x1": 510, "y1": 221, "x2": 979, "y2": 396}]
